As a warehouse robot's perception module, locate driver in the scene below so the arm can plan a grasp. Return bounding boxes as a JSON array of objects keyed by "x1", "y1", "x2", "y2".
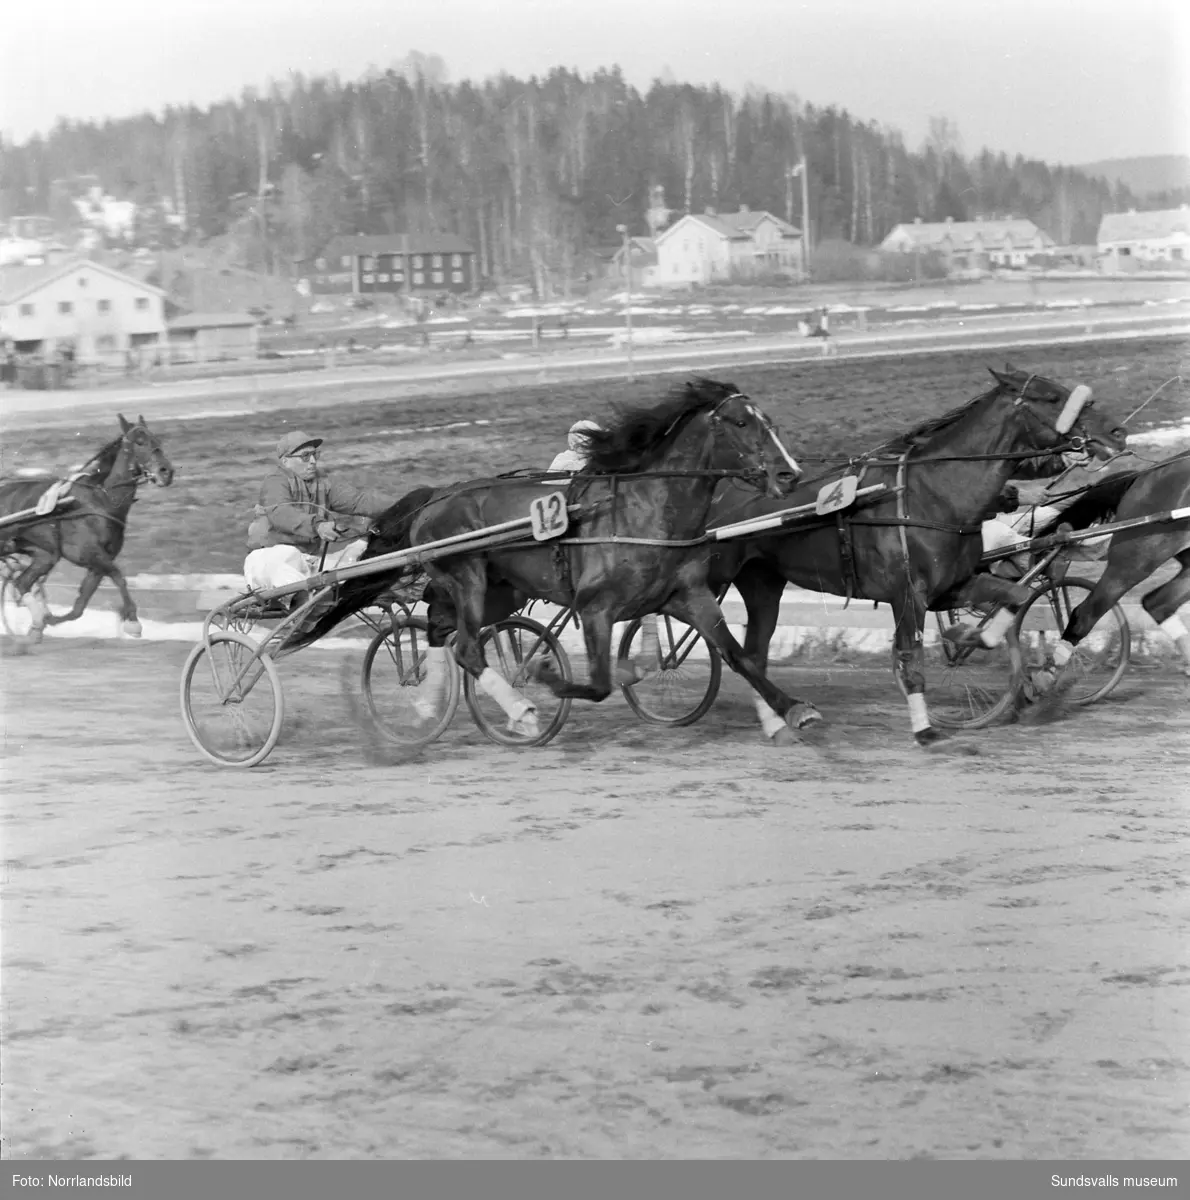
[{"x1": 244, "y1": 430, "x2": 397, "y2": 602}]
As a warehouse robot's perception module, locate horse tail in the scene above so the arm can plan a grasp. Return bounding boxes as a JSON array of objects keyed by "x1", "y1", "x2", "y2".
[
  {"x1": 1034, "y1": 470, "x2": 1140, "y2": 534},
  {"x1": 283, "y1": 485, "x2": 437, "y2": 651}
]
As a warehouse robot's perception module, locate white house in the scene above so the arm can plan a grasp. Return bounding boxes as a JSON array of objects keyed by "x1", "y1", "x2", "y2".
[
  {"x1": 879, "y1": 217, "x2": 1054, "y2": 269},
  {"x1": 654, "y1": 206, "x2": 803, "y2": 286},
  {"x1": 1096, "y1": 206, "x2": 1190, "y2": 270},
  {"x1": 0, "y1": 257, "x2": 166, "y2": 364}
]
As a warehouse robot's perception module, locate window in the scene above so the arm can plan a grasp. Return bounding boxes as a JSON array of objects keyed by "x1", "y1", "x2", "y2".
[
  {"x1": 392, "y1": 270, "x2": 405, "y2": 282},
  {"x1": 98, "y1": 299, "x2": 111, "y2": 313},
  {"x1": 363, "y1": 273, "x2": 375, "y2": 284},
  {"x1": 341, "y1": 255, "x2": 351, "y2": 267},
  {"x1": 362, "y1": 256, "x2": 375, "y2": 270},
  {"x1": 19, "y1": 303, "x2": 34, "y2": 317},
  {"x1": 451, "y1": 254, "x2": 462, "y2": 268},
  {"x1": 58, "y1": 301, "x2": 73, "y2": 314},
  {"x1": 413, "y1": 271, "x2": 425, "y2": 286},
  {"x1": 451, "y1": 270, "x2": 463, "y2": 284},
  {"x1": 432, "y1": 270, "x2": 444, "y2": 284},
  {"x1": 412, "y1": 254, "x2": 424, "y2": 268},
  {"x1": 96, "y1": 335, "x2": 117, "y2": 350},
  {"x1": 432, "y1": 254, "x2": 443, "y2": 268},
  {"x1": 1173, "y1": 248, "x2": 1185, "y2": 261},
  {"x1": 315, "y1": 257, "x2": 327, "y2": 270}
]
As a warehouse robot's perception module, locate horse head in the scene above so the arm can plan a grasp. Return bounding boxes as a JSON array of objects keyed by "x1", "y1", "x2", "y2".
[
  {"x1": 697, "y1": 381, "x2": 802, "y2": 498},
  {"x1": 117, "y1": 413, "x2": 175, "y2": 487},
  {"x1": 989, "y1": 366, "x2": 1127, "y2": 469}
]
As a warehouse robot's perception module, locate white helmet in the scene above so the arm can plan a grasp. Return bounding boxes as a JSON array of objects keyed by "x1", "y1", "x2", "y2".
[{"x1": 567, "y1": 419, "x2": 604, "y2": 452}]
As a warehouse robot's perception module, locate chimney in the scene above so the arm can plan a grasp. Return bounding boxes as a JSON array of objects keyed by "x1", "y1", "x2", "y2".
[
  {"x1": 914, "y1": 217, "x2": 923, "y2": 224},
  {"x1": 739, "y1": 204, "x2": 750, "y2": 214},
  {"x1": 945, "y1": 216, "x2": 953, "y2": 224},
  {"x1": 704, "y1": 206, "x2": 717, "y2": 217}
]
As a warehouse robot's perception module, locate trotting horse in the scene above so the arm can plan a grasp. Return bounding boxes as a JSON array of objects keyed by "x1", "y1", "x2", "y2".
[
  {"x1": 0, "y1": 415, "x2": 174, "y2": 641},
  {"x1": 1021, "y1": 447, "x2": 1190, "y2": 686},
  {"x1": 704, "y1": 366, "x2": 1128, "y2": 748},
  {"x1": 290, "y1": 377, "x2": 819, "y2": 738}
]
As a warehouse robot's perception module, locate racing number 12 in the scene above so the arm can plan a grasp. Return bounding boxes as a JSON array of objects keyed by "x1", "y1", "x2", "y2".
[{"x1": 530, "y1": 491, "x2": 569, "y2": 540}]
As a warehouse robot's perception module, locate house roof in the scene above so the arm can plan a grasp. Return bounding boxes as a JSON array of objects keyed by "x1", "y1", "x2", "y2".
[
  {"x1": 168, "y1": 311, "x2": 259, "y2": 330},
  {"x1": 0, "y1": 257, "x2": 166, "y2": 304},
  {"x1": 320, "y1": 233, "x2": 475, "y2": 260},
  {"x1": 657, "y1": 209, "x2": 801, "y2": 245},
  {"x1": 881, "y1": 219, "x2": 1050, "y2": 250},
  {"x1": 1097, "y1": 207, "x2": 1190, "y2": 244}
]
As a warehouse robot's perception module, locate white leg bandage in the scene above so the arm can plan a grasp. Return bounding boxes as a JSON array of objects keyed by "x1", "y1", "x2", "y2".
[
  {"x1": 753, "y1": 695, "x2": 787, "y2": 739},
  {"x1": 478, "y1": 666, "x2": 535, "y2": 721},
  {"x1": 1051, "y1": 639, "x2": 1076, "y2": 667},
  {"x1": 907, "y1": 692, "x2": 931, "y2": 733},
  {"x1": 639, "y1": 615, "x2": 662, "y2": 661},
  {"x1": 21, "y1": 591, "x2": 47, "y2": 623},
  {"x1": 411, "y1": 645, "x2": 448, "y2": 719},
  {"x1": 979, "y1": 607, "x2": 1016, "y2": 648},
  {"x1": 1158, "y1": 614, "x2": 1188, "y2": 642}
]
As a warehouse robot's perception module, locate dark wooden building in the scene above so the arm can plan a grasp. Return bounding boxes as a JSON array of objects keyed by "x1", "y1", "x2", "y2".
[{"x1": 301, "y1": 234, "x2": 477, "y2": 297}]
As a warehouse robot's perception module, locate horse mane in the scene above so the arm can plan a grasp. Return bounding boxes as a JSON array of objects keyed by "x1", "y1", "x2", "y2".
[
  {"x1": 77, "y1": 435, "x2": 124, "y2": 482},
  {"x1": 872, "y1": 382, "x2": 1006, "y2": 456},
  {"x1": 583, "y1": 377, "x2": 741, "y2": 474}
]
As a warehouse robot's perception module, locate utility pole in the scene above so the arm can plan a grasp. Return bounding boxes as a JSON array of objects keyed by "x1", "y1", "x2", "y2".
[
  {"x1": 791, "y1": 158, "x2": 810, "y2": 280},
  {"x1": 617, "y1": 223, "x2": 634, "y2": 381}
]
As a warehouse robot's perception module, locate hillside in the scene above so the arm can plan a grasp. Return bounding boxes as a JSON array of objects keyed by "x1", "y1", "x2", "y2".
[{"x1": 1075, "y1": 154, "x2": 1190, "y2": 197}]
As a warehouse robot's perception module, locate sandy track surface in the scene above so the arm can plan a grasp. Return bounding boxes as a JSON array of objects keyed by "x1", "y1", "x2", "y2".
[{"x1": 2, "y1": 639, "x2": 1187, "y2": 1159}]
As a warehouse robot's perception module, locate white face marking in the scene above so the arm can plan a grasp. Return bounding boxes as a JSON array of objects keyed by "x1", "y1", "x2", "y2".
[{"x1": 746, "y1": 403, "x2": 801, "y2": 477}]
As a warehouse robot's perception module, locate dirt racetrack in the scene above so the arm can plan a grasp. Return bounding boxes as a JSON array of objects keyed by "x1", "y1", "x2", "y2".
[{"x1": 2, "y1": 637, "x2": 1187, "y2": 1160}]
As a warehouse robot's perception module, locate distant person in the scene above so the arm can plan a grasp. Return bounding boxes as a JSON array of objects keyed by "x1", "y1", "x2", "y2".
[{"x1": 243, "y1": 430, "x2": 398, "y2": 606}]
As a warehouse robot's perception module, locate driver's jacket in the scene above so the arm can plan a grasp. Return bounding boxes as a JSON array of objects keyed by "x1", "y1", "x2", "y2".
[{"x1": 248, "y1": 465, "x2": 396, "y2": 554}]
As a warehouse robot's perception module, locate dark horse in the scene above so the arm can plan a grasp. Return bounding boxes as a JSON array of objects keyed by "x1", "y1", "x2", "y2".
[
  {"x1": 0, "y1": 415, "x2": 174, "y2": 641},
  {"x1": 704, "y1": 367, "x2": 1128, "y2": 747},
  {"x1": 290, "y1": 377, "x2": 819, "y2": 738},
  {"x1": 1022, "y1": 447, "x2": 1190, "y2": 685}
]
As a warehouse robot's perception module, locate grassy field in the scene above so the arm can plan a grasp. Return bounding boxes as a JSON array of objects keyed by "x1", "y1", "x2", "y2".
[{"x1": 6, "y1": 333, "x2": 1188, "y2": 577}]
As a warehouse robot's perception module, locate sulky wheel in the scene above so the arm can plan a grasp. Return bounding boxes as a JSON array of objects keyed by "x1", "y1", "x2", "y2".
[
  {"x1": 1014, "y1": 577, "x2": 1131, "y2": 706},
  {"x1": 617, "y1": 615, "x2": 722, "y2": 725},
  {"x1": 463, "y1": 615, "x2": 572, "y2": 748},
  {"x1": 180, "y1": 630, "x2": 285, "y2": 768},
  {"x1": 896, "y1": 608, "x2": 1023, "y2": 730},
  {"x1": 360, "y1": 614, "x2": 461, "y2": 748}
]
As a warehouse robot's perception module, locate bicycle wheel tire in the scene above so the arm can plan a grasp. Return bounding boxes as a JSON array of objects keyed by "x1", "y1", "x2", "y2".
[
  {"x1": 360, "y1": 615, "x2": 460, "y2": 747},
  {"x1": 895, "y1": 609, "x2": 1023, "y2": 730},
  {"x1": 463, "y1": 615, "x2": 572, "y2": 747},
  {"x1": 180, "y1": 630, "x2": 285, "y2": 768},
  {"x1": 1014, "y1": 576, "x2": 1131, "y2": 706},
  {"x1": 617, "y1": 615, "x2": 722, "y2": 725}
]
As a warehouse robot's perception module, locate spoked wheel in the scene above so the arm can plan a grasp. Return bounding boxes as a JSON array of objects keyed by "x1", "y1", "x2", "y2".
[
  {"x1": 463, "y1": 615, "x2": 572, "y2": 747},
  {"x1": 895, "y1": 609, "x2": 1023, "y2": 730},
  {"x1": 617, "y1": 615, "x2": 722, "y2": 725},
  {"x1": 360, "y1": 614, "x2": 461, "y2": 747},
  {"x1": 180, "y1": 630, "x2": 285, "y2": 768},
  {"x1": 1014, "y1": 576, "x2": 1131, "y2": 706}
]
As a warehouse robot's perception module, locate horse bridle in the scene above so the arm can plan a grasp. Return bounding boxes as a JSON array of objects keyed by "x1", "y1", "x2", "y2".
[
  {"x1": 1009, "y1": 374, "x2": 1097, "y2": 456},
  {"x1": 707, "y1": 391, "x2": 791, "y2": 489}
]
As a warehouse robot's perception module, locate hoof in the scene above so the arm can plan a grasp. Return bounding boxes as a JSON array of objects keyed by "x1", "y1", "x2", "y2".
[
  {"x1": 24, "y1": 627, "x2": 44, "y2": 646},
  {"x1": 770, "y1": 726, "x2": 798, "y2": 747},
  {"x1": 940, "y1": 624, "x2": 984, "y2": 649},
  {"x1": 614, "y1": 661, "x2": 645, "y2": 686},
  {"x1": 914, "y1": 726, "x2": 945, "y2": 747},
  {"x1": 122, "y1": 619, "x2": 143, "y2": 638},
  {"x1": 788, "y1": 703, "x2": 822, "y2": 730},
  {"x1": 508, "y1": 709, "x2": 540, "y2": 739}
]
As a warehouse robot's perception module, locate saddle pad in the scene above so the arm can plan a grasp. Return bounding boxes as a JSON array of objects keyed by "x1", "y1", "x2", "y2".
[{"x1": 34, "y1": 479, "x2": 72, "y2": 516}]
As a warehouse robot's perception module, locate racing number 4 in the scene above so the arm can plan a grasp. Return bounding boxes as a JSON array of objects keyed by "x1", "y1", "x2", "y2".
[
  {"x1": 815, "y1": 475, "x2": 858, "y2": 516},
  {"x1": 530, "y1": 491, "x2": 570, "y2": 541}
]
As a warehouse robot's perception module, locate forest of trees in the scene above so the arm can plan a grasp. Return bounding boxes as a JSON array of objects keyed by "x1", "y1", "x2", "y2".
[{"x1": 1, "y1": 52, "x2": 1181, "y2": 291}]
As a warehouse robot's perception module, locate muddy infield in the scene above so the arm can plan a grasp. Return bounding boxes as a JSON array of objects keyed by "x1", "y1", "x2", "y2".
[{"x1": 1, "y1": 637, "x2": 1187, "y2": 1159}]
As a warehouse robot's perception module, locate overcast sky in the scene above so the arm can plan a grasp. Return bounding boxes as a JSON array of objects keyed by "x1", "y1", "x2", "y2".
[{"x1": 2, "y1": 0, "x2": 1188, "y2": 165}]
